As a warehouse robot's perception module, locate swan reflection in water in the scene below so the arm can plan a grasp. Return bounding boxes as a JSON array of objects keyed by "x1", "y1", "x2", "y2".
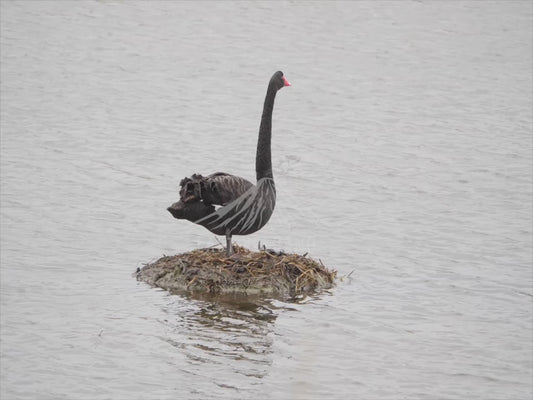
[{"x1": 157, "y1": 292, "x2": 283, "y2": 388}]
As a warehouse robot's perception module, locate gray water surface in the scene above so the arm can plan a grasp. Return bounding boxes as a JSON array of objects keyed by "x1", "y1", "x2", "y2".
[{"x1": 1, "y1": 1, "x2": 532, "y2": 399}]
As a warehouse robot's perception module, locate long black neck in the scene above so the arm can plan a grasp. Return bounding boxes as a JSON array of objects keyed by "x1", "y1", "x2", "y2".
[{"x1": 255, "y1": 80, "x2": 278, "y2": 181}]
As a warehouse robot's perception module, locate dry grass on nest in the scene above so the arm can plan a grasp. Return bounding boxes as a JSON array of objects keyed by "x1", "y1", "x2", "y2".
[{"x1": 136, "y1": 244, "x2": 336, "y2": 297}]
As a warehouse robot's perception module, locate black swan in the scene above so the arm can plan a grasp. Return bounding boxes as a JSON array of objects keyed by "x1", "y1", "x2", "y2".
[{"x1": 167, "y1": 71, "x2": 291, "y2": 256}]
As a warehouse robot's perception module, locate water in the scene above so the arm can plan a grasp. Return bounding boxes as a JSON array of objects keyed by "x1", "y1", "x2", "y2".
[{"x1": 1, "y1": 1, "x2": 531, "y2": 399}]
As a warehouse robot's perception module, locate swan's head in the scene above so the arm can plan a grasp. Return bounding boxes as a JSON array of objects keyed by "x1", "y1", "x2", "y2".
[{"x1": 272, "y1": 71, "x2": 291, "y2": 90}]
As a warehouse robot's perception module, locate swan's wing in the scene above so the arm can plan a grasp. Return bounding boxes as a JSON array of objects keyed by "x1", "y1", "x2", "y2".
[
  {"x1": 195, "y1": 177, "x2": 276, "y2": 236},
  {"x1": 203, "y1": 172, "x2": 254, "y2": 206},
  {"x1": 172, "y1": 172, "x2": 258, "y2": 231},
  {"x1": 177, "y1": 172, "x2": 252, "y2": 205}
]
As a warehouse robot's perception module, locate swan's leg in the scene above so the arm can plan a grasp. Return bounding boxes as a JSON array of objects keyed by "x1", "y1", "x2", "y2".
[{"x1": 226, "y1": 233, "x2": 233, "y2": 256}]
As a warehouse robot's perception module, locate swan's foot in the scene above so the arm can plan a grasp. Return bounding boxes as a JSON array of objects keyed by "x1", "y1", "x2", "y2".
[{"x1": 258, "y1": 241, "x2": 286, "y2": 256}]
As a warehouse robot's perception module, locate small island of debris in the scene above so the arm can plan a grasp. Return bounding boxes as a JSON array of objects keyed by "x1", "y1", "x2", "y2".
[{"x1": 136, "y1": 245, "x2": 336, "y2": 297}]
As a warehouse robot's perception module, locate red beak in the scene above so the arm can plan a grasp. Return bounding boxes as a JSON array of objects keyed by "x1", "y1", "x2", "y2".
[{"x1": 283, "y1": 76, "x2": 291, "y2": 87}]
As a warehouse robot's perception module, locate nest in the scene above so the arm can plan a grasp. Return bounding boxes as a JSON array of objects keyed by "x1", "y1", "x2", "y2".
[{"x1": 136, "y1": 244, "x2": 336, "y2": 297}]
